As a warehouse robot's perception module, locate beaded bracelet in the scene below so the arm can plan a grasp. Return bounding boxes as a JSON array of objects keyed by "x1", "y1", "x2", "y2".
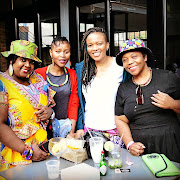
[{"x1": 21, "y1": 143, "x2": 33, "y2": 160}]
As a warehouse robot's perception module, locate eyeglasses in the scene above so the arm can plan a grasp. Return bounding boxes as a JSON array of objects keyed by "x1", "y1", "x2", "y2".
[{"x1": 136, "y1": 85, "x2": 144, "y2": 105}]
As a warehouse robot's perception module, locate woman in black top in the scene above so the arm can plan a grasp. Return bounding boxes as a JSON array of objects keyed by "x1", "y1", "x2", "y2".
[{"x1": 115, "y1": 39, "x2": 180, "y2": 162}]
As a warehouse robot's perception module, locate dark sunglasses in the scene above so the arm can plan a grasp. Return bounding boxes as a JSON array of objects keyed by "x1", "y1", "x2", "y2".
[{"x1": 136, "y1": 85, "x2": 144, "y2": 105}]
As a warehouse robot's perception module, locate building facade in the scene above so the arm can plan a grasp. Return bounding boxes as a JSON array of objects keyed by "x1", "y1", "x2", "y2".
[{"x1": 0, "y1": 0, "x2": 179, "y2": 72}]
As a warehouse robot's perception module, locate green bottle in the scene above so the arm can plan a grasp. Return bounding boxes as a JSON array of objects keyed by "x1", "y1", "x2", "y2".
[{"x1": 100, "y1": 150, "x2": 107, "y2": 176}]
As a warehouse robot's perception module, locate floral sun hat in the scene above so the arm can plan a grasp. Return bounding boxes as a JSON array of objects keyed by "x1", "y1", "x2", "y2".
[
  {"x1": 116, "y1": 39, "x2": 153, "y2": 65},
  {"x1": 1, "y1": 40, "x2": 42, "y2": 62}
]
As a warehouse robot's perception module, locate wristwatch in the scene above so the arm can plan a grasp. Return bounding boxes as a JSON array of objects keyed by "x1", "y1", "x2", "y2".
[{"x1": 50, "y1": 110, "x2": 55, "y2": 120}]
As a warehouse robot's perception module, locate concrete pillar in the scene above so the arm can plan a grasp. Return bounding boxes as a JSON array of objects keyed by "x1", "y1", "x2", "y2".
[{"x1": 60, "y1": 0, "x2": 69, "y2": 40}]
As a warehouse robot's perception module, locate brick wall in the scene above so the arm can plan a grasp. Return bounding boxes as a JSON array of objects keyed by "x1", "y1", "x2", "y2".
[{"x1": 0, "y1": 21, "x2": 7, "y2": 72}]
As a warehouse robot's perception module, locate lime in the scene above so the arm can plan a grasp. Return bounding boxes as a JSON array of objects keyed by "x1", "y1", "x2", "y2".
[{"x1": 104, "y1": 141, "x2": 114, "y2": 152}]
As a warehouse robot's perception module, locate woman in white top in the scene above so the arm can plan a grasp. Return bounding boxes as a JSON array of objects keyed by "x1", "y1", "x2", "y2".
[{"x1": 75, "y1": 27, "x2": 130, "y2": 144}]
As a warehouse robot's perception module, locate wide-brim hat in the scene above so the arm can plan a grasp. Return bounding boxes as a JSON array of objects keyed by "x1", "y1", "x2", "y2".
[
  {"x1": 116, "y1": 39, "x2": 153, "y2": 66},
  {"x1": 1, "y1": 40, "x2": 42, "y2": 62}
]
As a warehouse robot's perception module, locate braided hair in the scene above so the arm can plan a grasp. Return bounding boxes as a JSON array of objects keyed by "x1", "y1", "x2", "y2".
[
  {"x1": 51, "y1": 36, "x2": 70, "y2": 48},
  {"x1": 81, "y1": 27, "x2": 109, "y2": 88}
]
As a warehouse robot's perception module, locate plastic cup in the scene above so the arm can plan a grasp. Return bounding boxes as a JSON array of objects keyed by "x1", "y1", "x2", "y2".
[{"x1": 46, "y1": 160, "x2": 60, "y2": 179}]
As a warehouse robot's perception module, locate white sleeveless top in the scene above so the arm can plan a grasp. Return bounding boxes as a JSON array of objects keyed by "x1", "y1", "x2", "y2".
[{"x1": 82, "y1": 57, "x2": 124, "y2": 130}]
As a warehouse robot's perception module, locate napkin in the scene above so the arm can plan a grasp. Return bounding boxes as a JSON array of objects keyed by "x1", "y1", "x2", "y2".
[{"x1": 61, "y1": 163, "x2": 100, "y2": 180}]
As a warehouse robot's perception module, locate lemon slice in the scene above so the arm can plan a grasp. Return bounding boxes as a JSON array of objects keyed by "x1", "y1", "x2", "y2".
[
  {"x1": 67, "y1": 141, "x2": 81, "y2": 150},
  {"x1": 52, "y1": 142, "x2": 65, "y2": 154},
  {"x1": 52, "y1": 143, "x2": 60, "y2": 153},
  {"x1": 67, "y1": 145, "x2": 80, "y2": 150},
  {"x1": 104, "y1": 141, "x2": 114, "y2": 152},
  {"x1": 67, "y1": 139, "x2": 82, "y2": 150}
]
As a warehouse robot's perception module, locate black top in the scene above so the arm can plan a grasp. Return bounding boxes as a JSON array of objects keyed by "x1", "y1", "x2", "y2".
[
  {"x1": 48, "y1": 72, "x2": 71, "y2": 120},
  {"x1": 115, "y1": 68, "x2": 180, "y2": 162}
]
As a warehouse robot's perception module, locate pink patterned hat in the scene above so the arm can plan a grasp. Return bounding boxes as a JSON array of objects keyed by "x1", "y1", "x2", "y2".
[{"x1": 116, "y1": 39, "x2": 153, "y2": 65}]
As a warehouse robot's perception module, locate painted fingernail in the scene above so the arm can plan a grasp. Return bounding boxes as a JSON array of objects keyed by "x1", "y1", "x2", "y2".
[{"x1": 140, "y1": 145, "x2": 146, "y2": 148}]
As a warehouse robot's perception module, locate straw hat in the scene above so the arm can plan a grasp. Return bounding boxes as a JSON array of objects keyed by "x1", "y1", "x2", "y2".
[
  {"x1": 1, "y1": 40, "x2": 42, "y2": 62},
  {"x1": 116, "y1": 39, "x2": 153, "y2": 66}
]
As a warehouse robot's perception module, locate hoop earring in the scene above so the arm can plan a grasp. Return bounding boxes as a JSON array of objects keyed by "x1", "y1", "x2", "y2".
[{"x1": 9, "y1": 63, "x2": 13, "y2": 76}]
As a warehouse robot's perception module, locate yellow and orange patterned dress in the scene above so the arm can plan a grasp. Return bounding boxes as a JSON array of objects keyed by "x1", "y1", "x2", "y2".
[{"x1": 0, "y1": 71, "x2": 55, "y2": 171}]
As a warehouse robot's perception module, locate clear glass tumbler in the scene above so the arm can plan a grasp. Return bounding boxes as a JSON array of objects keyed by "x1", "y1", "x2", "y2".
[
  {"x1": 89, "y1": 137, "x2": 104, "y2": 169},
  {"x1": 108, "y1": 144, "x2": 122, "y2": 169}
]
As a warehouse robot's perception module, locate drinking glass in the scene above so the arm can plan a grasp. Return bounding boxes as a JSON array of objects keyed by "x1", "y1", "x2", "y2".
[
  {"x1": 67, "y1": 133, "x2": 85, "y2": 165},
  {"x1": 89, "y1": 137, "x2": 104, "y2": 169},
  {"x1": 48, "y1": 137, "x2": 67, "y2": 175},
  {"x1": 108, "y1": 144, "x2": 122, "y2": 169}
]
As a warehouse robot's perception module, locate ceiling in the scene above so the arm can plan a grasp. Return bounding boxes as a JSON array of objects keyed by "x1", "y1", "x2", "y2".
[
  {"x1": 0, "y1": 0, "x2": 32, "y2": 12},
  {"x1": 0, "y1": 0, "x2": 147, "y2": 32},
  {"x1": 0, "y1": 0, "x2": 32, "y2": 19}
]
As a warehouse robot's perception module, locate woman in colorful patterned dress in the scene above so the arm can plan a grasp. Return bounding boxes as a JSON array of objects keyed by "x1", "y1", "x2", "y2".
[{"x1": 0, "y1": 40, "x2": 55, "y2": 171}]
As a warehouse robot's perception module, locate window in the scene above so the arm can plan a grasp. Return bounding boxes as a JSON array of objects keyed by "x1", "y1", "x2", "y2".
[
  {"x1": 18, "y1": 23, "x2": 34, "y2": 42},
  {"x1": 86, "y1": 24, "x2": 94, "y2": 31},
  {"x1": 80, "y1": 23, "x2": 85, "y2": 32},
  {"x1": 41, "y1": 23, "x2": 57, "y2": 47},
  {"x1": 114, "y1": 32, "x2": 126, "y2": 47}
]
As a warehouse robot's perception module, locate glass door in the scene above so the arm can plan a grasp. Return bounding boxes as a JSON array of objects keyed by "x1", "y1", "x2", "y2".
[
  {"x1": 110, "y1": 0, "x2": 147, "y2": 60},
  {"x1": 166, "y1": 0, "x2": 180, "y2": 74},
  {"x1": 77, "y1": 1, "x2": 106, "y2": 61},
  {"x1": 76, "y1": 0, "x2": 147, "y2": 63}
]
